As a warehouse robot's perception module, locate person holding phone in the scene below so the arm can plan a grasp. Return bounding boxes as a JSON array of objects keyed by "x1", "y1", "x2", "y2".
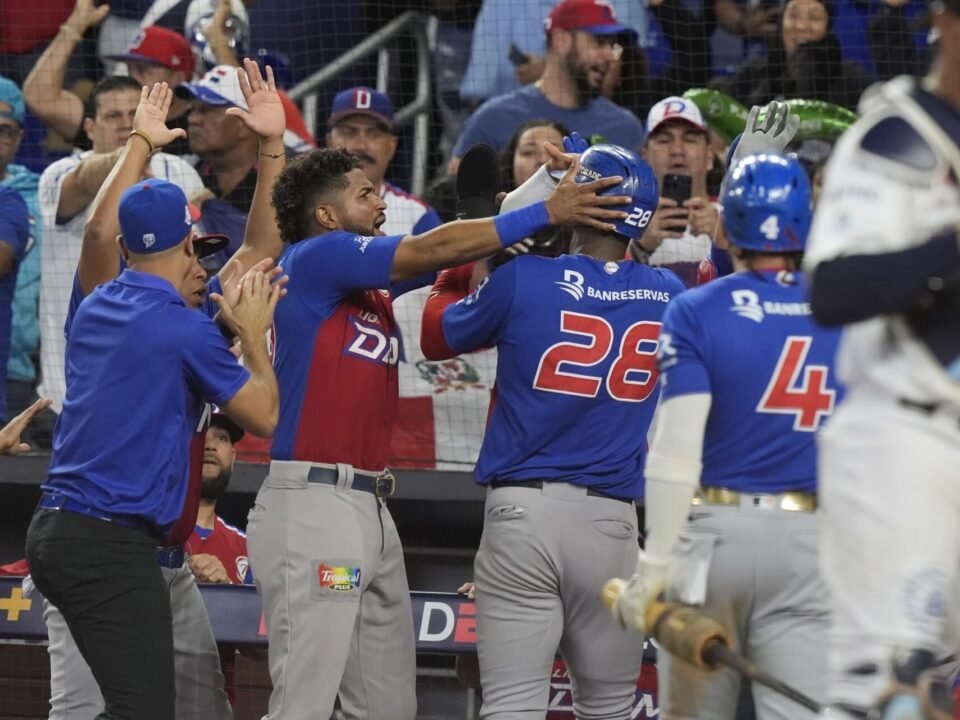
[{"x1": 630, "y1": 97, "x2": 721, "y2": 287}]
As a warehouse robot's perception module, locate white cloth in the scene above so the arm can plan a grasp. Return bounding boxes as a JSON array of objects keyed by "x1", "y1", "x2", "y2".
[{"x1": 37, "y1": 151, "x2": 203, "y2": 412}]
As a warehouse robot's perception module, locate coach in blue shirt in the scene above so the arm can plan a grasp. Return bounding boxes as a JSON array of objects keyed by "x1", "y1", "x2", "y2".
[{"x1": 25, "y1": 178, "x2": 281, "y2": 720}]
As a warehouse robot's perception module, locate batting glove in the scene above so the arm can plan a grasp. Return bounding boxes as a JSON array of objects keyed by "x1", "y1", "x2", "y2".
[
  {"x1": 610, "y1": 550, "x2": 670, "y2": 634},
  {"x1": 563, "y1": 131, "x2": 589, "y2": 154},
  {"x1": 727, "y1": 101, "x2": 801, "y2": 172}
]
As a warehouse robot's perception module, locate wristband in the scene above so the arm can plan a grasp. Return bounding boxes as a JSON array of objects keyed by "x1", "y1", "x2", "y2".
[
  {"x1": 493, "y1": 201, "x2": 551, "y2": 249},
  {"x1": 128, "y1": 129, "x2": 155, "y2": 154}
]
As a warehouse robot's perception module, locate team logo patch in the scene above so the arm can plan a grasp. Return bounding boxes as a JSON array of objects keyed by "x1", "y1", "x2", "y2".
[
  {"x1": 236, "y1": 556, "x2": 249, "y2": 582},
  {"x1": 603, "y1": 262, "x2": 619, "y2": 275},
  {"x1": 353, "y1": 236, "x2": 374, "y2": 253},
  {"x1": 415, "y1": 358, "x2": 485, "y2": 393},
  {"x1": 317, "y1": 563, "x2": 361, "y2": 592},
  {"x1": 555, "y1": 270, "x2": 585, "y2": 301},
  {"x1": 142, "y1": 232, "x2": 156, "y2": 249}
]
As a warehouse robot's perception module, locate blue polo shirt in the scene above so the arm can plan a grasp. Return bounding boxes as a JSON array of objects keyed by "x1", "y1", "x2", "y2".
[
  {"x1": 43, "y1": 269, "x2": 250, "y2": 533},
  {"x1": 0, "y1": 188, "x2": 30, "y2": 420}
]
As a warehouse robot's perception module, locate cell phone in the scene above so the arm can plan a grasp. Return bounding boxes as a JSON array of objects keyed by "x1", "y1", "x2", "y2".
[
  {"x1": 661, "y1": 173, "x2": 693, "y2": 205},
  {"x1": 508, "y1": 43, "x2": 530, "y2": 66}
]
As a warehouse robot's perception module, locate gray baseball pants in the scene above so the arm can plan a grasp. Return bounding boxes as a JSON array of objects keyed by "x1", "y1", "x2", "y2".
[
  {"x1": 42, "y1": 564, "x2": 232, "y2": 720},
  {"x1": 474, "y1": 481, "x2": 645, "y2": 720},
  {"x1": 658, "y1": 501, "x2": 828, "y2": 720},
  {"x1": 246, "y1": 461, "x2": 417, "y2": 720}
]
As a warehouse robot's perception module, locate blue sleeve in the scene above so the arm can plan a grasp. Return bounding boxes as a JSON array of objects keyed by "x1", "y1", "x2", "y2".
[
  {"x1": 202, "y1": 274, "x2": 222, "y2": 319},
  {"x1": 391, "y1": 271, "x2": 438, "y2": 299},
  {"x1": 181, "y1": 313, "x2": 252, "y2": 406},
  {"x1": 64, "y1": 273, "x2": 86, "y2": 340},
  {"x1": 710, "y1": 245, "x2": 734, "y2": 278},
  {"x1": 658, "y1": 296, "x2": 711, "y2": 400},
  {"x1": 452, "y1": 101, "x2": 503, "y2": 157},
  {"x1": 292, "y1": 231, "x2": 402, "y2": 303},
  {"x1": 441, "y1": 261, "x2": 517, "y2": 353},
  {"x1": 0, "y1": 188, "x2": 29, "y2": 261}
]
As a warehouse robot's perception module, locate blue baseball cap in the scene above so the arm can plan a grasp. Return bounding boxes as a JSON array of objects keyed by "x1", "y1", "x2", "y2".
[
  {"x1": 0, "y1": 75, "x2": 25, "y2": 125},
  {"x1": 119, "y1": 180, "x2": 228, "y2": 258},
  {"x1": 328, "y1": 87, "x2": 394, "y2": 130},
  {"x1": 176, "y1": 65, "x2": 248, "y2": 109}
]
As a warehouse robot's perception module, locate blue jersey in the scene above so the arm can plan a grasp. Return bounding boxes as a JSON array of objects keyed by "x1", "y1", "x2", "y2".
[
  {"x1": 441, "y1": 255, "x2": 686, "y2": 498},
  {"x1": 658, "y1": 270, "x2": 843, "y2": 494},
  {"x1": 270, "y1": 230, "x2": 431, "y2": 470},
  {"x1": 0, "y1": 187, "x2": 30, "y2": 419},
  {"x1": 45, "y1": 270, "x2": 249, "y2": 540}
]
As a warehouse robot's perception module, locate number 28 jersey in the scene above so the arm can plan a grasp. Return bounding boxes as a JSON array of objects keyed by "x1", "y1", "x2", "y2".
[
  {"x1": 440, "y1": 254, "x2": 686, "y2": 499},
  {"x1": 658, "y1": 270, "x2": 843, "y2": 493}
]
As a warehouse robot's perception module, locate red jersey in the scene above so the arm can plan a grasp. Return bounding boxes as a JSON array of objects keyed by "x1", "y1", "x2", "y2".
[{"x1": 185, "y1": 516, "x2": 251, "y2": 585}]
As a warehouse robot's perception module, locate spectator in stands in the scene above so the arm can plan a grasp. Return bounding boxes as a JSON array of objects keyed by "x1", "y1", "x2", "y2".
[
  {"x1": 710, "y1": 0, "x2": 871, "y2": 111},
  {"x1": 448, "y1": 0, "x2": 644, "y2": 174},
  {"x1": 41, "y1": 412, "x2": 252, "y2": 719},
  {"x1": 500, "y1": 118, "x2": 568, "y2": 190},
  {"x1": 631, "y1": 96, "x2": 720, "y2": 288},
  {"x1": 37, "y1": 76, "x2": 203, "y2": 415},
  {"x1": 0, "y1": 76, "x2": 47, "y2": 440},
  {"x1": 0, "y1": 188, "x2": 30, "y2": 423},
  {"x1": 868, "y1": 0, "x2": 929, "y2": 80},
  {"x1": 23, "y1": 0, "x2": 196, "y2": 153},
  {"x1": 459, "y1": 0, "x2": 648, "y2": 105}
]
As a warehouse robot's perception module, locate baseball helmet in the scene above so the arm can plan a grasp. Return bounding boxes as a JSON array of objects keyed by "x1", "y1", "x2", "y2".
[
  {"x1": 721, "y1": 151, "x2": 811, "y2": 253},
  {"x1": 575, "y1": 144, "x2": 659, "y2": 242}
]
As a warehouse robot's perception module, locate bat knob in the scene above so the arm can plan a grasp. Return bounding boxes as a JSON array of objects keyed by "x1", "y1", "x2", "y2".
[{"x1": 602, "y1": 578, "x2": 627, "y2": 609}]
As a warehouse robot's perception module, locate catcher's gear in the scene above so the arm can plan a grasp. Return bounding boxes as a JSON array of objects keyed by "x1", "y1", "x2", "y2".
[
  {"x1": 721, "y1": 152, "x2": 812, "y2": 253},
  {"x1": 574, "y1": 144, "x2": 659, "y2": 242}
]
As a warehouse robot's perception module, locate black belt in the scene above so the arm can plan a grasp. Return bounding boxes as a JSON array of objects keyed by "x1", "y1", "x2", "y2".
[
  {"x1": 39, "y1": 491, "x2": 161, "y2": 539},
  {"x1": 489, "y1": 479, "x2": 634, "y2": 505},
  {"x1": 155, "y1": 546, "x2": 185, "y2": 569},
  {"x1": 306, "y1": 466, "x2": 396, "y2": 498}
]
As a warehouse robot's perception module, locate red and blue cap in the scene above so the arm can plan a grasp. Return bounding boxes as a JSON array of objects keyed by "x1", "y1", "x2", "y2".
[
  {"x1": 119, "y1": 180, "x2": 228, "y2": 258},
  {"x1": 328, "y1": 87, "x2": 394, "y2": 130},
  {"x1": 545, "y1": 0, "x2": 637, "y2": 39},
  {"x1": 105, "y1": 26, "x2": 196, "y2": 78}
]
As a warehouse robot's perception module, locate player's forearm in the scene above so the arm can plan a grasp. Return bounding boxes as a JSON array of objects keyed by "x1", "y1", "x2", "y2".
[
  {"x1": 79, "y1": 139, "x2": 152, "y2": 293},
  {"x1": 59, "y1": 148, "x2": 124, "y2": 219},
  {"x1": 644, "y1": 393, "x2": 710, "y2": 562},
  {"x1": 421, "y1": 287, "x2": 467, "y2": 361},
  {"x1": 22, "y1": 27, "x2": 85, "y2": 139},
  {"x1": 500, "y1": 164, "x2": 557, "y2": 215},
  {"x1": 392, "y1": 202, "x2": 551, "y2": 281},
  {"x1": 809, "y1": 230, "x2": 960, "y2": 326},
  {"x1": 230, "y1": 137, "x2": 285, "y2": 273},
  {"x1": 236, "y1": 329, "x2": 279, "y2": 436}
]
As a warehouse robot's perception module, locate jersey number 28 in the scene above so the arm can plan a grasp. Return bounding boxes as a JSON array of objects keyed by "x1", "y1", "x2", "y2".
[
  {"x1": 533, "y1": 311, "x2": 661, "y2": 402},
  {"x1": 756, "y1": 336, "x2": 835, "y2": 431}
]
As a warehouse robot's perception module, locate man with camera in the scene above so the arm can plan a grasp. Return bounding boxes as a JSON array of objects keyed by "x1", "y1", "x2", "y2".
[{"x1": 630, "y1": 96, "x2": 720, "y2": 287}]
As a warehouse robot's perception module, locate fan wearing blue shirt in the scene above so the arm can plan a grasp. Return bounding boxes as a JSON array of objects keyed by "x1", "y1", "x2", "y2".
[
  {"x1": 24, "y1": 169, "x2": 282, "y2": 720},
  {"x1": 0, "y1": 187, "x2": 30, "y2": 422},
  {"x1": 423, "y1": 144, "x2": 684, "y2": 719},
  {"x1": 449, "y1": 0, "x2": 644, "y2": 174}
]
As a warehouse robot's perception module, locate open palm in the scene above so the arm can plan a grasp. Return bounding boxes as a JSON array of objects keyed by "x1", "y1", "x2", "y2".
[
  {"x1": 133, "y1": 83, "x2": 187, "y2": 150},
  {"x1": 226, "y1": 58, "x2": 285, "y2": 140}
]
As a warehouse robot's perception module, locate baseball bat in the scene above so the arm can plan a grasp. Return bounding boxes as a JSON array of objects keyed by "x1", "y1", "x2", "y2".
[{"x1": 602, "y1": 579, "x2": 823, "y2": 714}]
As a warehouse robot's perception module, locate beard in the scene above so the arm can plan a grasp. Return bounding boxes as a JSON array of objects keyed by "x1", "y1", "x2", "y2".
[
  {"x1": 565, "y1": 47, "x2": 605, "y2": 103},
  {"x1": 201, "y1": 468, "x2": 231, "y2": 500}
]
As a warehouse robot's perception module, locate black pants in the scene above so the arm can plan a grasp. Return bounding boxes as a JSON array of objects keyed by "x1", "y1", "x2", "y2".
[{"x1": 25, "y1": 509, "x2": 175, "y2": 720}]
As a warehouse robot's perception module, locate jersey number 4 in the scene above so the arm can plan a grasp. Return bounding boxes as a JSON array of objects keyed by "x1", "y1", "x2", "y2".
[
  {"x1": 533, "y1": 311, "x2": 661, "y2": 402},
  {"x1": 757, "y1": 336, "x2": 835, "y2": 431}
]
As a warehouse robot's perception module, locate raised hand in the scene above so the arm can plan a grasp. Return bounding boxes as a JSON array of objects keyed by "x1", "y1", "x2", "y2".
[
  {"x1": 226, "y1": 57, "x2": 285, "y2": 141},
  {"x1": 133, "y1": 83, "x2": 186, "y2": 150},
  {"x1": 66, "y1": 0, "x2": 110, "y2": 34},
  {"x1": 545, "y1": 157, "x2": 630, "y2": 232},
  {"x1": 0, "y1": 397, "x2": 52, "y2": 456}
]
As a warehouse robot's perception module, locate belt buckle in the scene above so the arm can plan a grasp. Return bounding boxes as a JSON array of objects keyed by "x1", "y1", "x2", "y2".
[{"x1": 375, "y1": 470, "x2": 396, "y2": 498}]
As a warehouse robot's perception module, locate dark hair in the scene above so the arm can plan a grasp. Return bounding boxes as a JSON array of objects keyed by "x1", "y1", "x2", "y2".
[
  {"x1": 85, "y1": 76, "x2": 142, "y2": 119},
  {"x1": 499, "y1": 118, "x2": 570, "y2": 191},
  {"x1": 271, "y1": 148, "x2": 361, "y2": 244}
]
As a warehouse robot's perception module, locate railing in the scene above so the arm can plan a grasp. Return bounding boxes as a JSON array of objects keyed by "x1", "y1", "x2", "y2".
[{"x1": 288, "y1": 11, "x2": 433, "y2": 196}]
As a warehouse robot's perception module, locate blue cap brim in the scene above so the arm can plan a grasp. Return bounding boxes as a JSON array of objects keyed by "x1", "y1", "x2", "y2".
[
  {"x1": 582, "y1": 23, "x2": 638, "y2": 40},
  {"x1": 175, "y1": 83, "x2": 233, "y2": 107}
]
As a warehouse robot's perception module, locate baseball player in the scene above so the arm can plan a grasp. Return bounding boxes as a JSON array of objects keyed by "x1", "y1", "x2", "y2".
[
  {"x1": 421, "y1": 144, "x2": 685, "y2": 719},
  {"x1": 804, "y1": 4, "x2": 960, "y2": 714},
  {"x1": 245, "y1": 143, "x2": 628, "y2": 720},
  {"x1": 609, "y1": 152, "x2": 842, "y2": 720}
]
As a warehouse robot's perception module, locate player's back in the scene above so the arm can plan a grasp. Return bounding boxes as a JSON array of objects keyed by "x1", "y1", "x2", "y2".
[
  {"x1": 662, "y1": 270, "x2": 843, "y2": 493},
  {"x1": 477, "y1": 254, "x2": 685, "y2": 498}
]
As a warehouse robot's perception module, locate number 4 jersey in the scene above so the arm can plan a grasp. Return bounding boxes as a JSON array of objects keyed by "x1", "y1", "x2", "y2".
[
  {"x1": 439, "y1": 254, "x2": 686, "y2": 499},
  {"x1": 658, "y1": 269, "x2": 843, "y2": 493}
]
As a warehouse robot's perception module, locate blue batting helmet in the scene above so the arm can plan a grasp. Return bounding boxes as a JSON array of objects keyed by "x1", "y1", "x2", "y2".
[
  {"x1": 575, "y1": 144, "x2": 659, "y2": 241},
  {"x1": 721, "y1": 152, "x2": 811, "y2": 253}
]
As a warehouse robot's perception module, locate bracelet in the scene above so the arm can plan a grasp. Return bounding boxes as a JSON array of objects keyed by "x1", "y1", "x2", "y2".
[
  {"x1": 59, "y1": 24, "x2": 83, "y2": 43},
  {"x1": 260, "y1": 151, "x2": 284, "y2": 160},
  {"x1": 493, "y1": 201, "x2": 551, "y2": 249},
  {"x1": 128, "y1": 129, "x2": 155, "y2": 154}
]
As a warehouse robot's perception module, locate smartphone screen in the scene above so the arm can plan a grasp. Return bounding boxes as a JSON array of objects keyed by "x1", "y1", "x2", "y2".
[{"x1": 661, "y1": 173, "x2": 693, "y2": 205}]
